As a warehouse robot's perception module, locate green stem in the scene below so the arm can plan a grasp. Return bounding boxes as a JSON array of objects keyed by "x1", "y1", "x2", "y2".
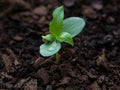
[{"x1": 55, "y1": 52, "x2": 59, "y2": 64}]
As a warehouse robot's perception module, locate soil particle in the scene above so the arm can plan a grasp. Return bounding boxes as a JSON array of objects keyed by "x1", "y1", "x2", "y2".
[
  {"x1": 46, "y1": 85, "x2": 53, "y2": 90},
  {"x1": 92, "y1": 1, "x2": 103, "y2": 10},
  {"x1": 82, "y1": 6, "x2": 98, "y2": 19},
  {"x1": 60, "y1": 77, "x2": 71, "y2": 85},
  {"x1": 90, "y1": 81, "x2": 101, "y2": 90},
  {"x1": 14, "y1": 77, "x2": 30, "y2": 88},
  {"x1": 80, "y1": 75, "x2": 88, "y2": 81},
  {"x1": 37, "y1": 68, "x2": 50, "y2": 85},
  {"x1": 32, "y1": 57, "x2": 44, "y2": 69},
  {"x1": 12, "y1": 35, "x2": 24, "y2": 41},
  {"x1": 1, "y1": 54, "x2": 15, "y2": 72},
  {"x1": 63, "y1": 0, "x2": 76, "y2": 7},
  {"x1": 96, "y1": 49, "x2": 111, "y2": 71},
  {"x1": 97, "y1": 75, "x2": 105, "y2": 84},
  {"x1": 33, "y1": 6, "x2": 48, "y2": 16},
  {"x1": 106, "y1": 16, "x2": 115, "y2": 24},
  {"x1": 24, "y1": 79, "x2": 37, "y2": 90}
]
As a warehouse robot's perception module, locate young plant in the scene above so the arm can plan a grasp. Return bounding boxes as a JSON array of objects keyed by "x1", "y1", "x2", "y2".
[{"x1": 39, "y1": 6, "x2": 85, "y2": 63}]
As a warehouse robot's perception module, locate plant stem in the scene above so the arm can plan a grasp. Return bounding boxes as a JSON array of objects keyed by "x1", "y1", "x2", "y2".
[{"x1": 55, "y1": 52, "x2": 59, "y2": 64}]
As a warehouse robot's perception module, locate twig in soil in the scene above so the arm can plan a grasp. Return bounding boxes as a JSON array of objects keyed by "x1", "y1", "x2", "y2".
[
  {"x1": 1, "y1": 54, "x2": 15, "y2": 72},
  {"x1": 0, "y1": 72, "x2": 14, "y2": 79},
  {"x1": 32, "y1": 56, "x2": 56, "y2": 69},
  {"x1": 6, "y1": 48, "x2": 19, "y2": 65}
]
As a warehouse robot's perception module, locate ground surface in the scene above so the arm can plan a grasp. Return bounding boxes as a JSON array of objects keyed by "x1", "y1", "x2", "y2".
[{"x1": 0, "y1": 0, "x2": 120, "y2": 90}]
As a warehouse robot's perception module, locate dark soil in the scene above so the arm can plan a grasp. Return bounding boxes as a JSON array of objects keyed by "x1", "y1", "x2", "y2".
[{"x1": 0, "y1": 0, "x2": 120, "y2": 90}]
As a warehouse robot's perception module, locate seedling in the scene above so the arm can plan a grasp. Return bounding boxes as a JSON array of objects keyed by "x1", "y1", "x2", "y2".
[{"x1": 39, "y1": 6, "x2": 85, "y2": 63}]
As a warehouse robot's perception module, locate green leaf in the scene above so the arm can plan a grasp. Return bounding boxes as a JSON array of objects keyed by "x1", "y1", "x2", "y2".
[
  {"x1": 62, "y1": 17, "x2": 85, "y2": 37},
  {"x1": 40, "y1": 41, "x2": 61, "y2": 57},
  {"x1": 49, "y1": 6, "x2": 64, "y2": 37},
  {"x1": 42, "y1": 34, "x2": 54, "y2": 43},
  {"x1": 57, "y1": 32, "x2": 74, "y2": 46}
]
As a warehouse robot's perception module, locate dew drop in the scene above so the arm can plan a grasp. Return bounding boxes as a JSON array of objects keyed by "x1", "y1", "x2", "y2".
[{"x1": 48, "y1": 47, "x2": 55, "y2": 51}]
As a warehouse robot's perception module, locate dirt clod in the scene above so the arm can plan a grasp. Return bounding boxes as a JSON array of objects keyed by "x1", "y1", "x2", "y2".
[{"x1": 37, "y1": 68, "x2": 50, "y2": 85}]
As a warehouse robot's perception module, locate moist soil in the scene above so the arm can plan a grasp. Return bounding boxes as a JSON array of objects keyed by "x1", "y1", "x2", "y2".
[{"x1": 0, "y1": 0, "x2": 120, "y2": 90}]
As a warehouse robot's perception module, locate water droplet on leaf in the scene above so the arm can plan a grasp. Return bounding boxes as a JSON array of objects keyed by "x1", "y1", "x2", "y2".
[{"x1": 48, "y1": 47, "x2": 55, "y2": 51}]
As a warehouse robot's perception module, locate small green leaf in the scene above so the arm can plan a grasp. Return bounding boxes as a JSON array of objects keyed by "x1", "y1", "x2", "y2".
[
  {"x1": 40, "y1": 41, "x2": 61, "y2": 57},
  {"x1": 63, "y1": 17, "x2": 85, "y2": 37},
  {"x1": 49, "y1": 6, "x2": 64, "y2": 37},
  {"x1": 42, "y1": 34, "x2": 54, "y2": 43},
  {"x1": 57, "y1": 32, "x2": 74, "y2": 46}
]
